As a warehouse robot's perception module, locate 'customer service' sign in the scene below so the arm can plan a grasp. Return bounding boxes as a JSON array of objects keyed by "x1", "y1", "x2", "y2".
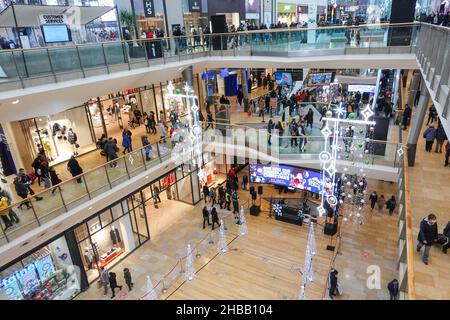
[{"x1": 39, "y1": 14, "x2": 68, "y2": 25}]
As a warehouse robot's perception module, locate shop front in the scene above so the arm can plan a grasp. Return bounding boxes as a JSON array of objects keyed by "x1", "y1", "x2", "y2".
[
  {"x1": 10, "y1": 105, "x2": 97, "y2": 168},
  {"x1": 0, "y1": 235, "x2": 85, "y2": 300}
]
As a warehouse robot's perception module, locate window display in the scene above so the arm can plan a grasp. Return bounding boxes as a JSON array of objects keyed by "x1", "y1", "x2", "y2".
[{"x1": 0, "y1": 236, "x2": 80, "y2": 300}]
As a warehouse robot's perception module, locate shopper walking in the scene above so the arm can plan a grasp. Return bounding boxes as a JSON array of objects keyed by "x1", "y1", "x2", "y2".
[
  {"x1": 158, "y1": 120, "x2": 167, "y2": 143},
  {"x1": 242, "y1": 175, "x2": 248, "y2": 190},
  {"x1": 435, "y1": 124, "x2": 447, "y2": 153},
  {"x1": 122, "y1": 130, "x2": 132, "y2": 154},
  {"x1": 123, "y1": 268, "x2": 133, "y2": 291},
  {"x1": 426, "y1": 105, "x2": 437, "y2": 125},
  {"x1": 18, "y1": 168, "x2": 42, "y2": 200},
  {"x1": 100, "y1": 266, "x2": 110, "y2": 296},
  {"x1": 109, "y1": 272, "x2": 123, "y2": 299},
  {"x1": 445, "y1": 141, "x2": 450, "y2": 167},
  {"x1": 423, "y1": 125, "x2": 436, "y2": 152},
  {"x1": 377, "y1": 195, "x2": 385, "y2": 213},
  {"x1": 402, "y1": 104, "x2": 412, "y2": 130},
  {"x1": 387, "y1": 279, "x2": 399, "y2": 300},
  {"x1": 231, "y1": 190, "x2": 239, "y2": 218},
  {"x1": 416, "y1": 213, "x2": 438, "y2": 265},
  {"x1": 202, "y1": 206, "x2": 211, "y2": 229},
  {"x1": 210, "y1": 187, "x2": 216, "y2": 205},
  {"x1": 211, "y1": 206, "x2": 220, "y2": 230},
  {"x1": 202, "y1": 184, "x2": 210, "y2": 203},
  {"x1": 386, "y1": 195, "x2": 396, "y2": 215},
  {"x1": 329, "y1": 268, "x2": 339, "y2": 300},
  {"x1": 305, "y1": 108, "x2": 314, "y2": 130},
  {"x1": 369, "y1": 191, "x2": 378, "y2": 211},
  {"x1": 225, "y1": 189, "x2": 231, "y2": 211},
  {"x1": 104, "y1": 138, "x2": 119, "y2": 167},
  {"x1": 49, "y1": 166, "x2": 62, "y2": 195},
  {"x1": 13, "y1": 176, "x2": 31, "y2": 210},
  {"x1": 442, "y1": 221, "x2": 450, "y2": 254},
  {"x1": 153, "y1": 186, "x2": 161, "y2": 203}
]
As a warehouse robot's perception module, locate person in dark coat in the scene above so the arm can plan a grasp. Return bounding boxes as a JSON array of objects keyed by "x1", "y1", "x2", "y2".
[
  {"x1": 231, "y1": 191, "x2": 239, "y2": 217},
  {"x1": 109, "y1": 272, "x2": 122, "y2": 299},
  {"x1": 386, "y1": 195, "x2": 396, "y2": 215},
  {"x1": 387, "y1": 279, "x2": 399, "y2": 300},
  {"x1": 305, "y1": 108, "x2": 314, "y2": 130},
  {"x1": 122, "y1": 131, "x2": 132, "y2": 154},
  {"x1": 402, "y1": 104, "x2": 411, "y2": 130},
  {"x1": 369, "y1": 191, "x2": 378, "y2": 211},
  {"x1": 242, "y1": 175, "x2": 248, "y2": 190},
  {"x1": 203, "y1": 184, "x2": 210, "y2": 203},
  {"x1": 416, "y1": 214, "x2": 438, "y2": 265},
  {"x1": 237, "y1": 89, "x2": 244, "y2": 106},
  {"x1": 49, "y1": 166, "x2": 62, "y2": 194},
  {"x1": 434, "y1": 124, "x2": 447, "y2": 153},
  {"x1": 123, "y1": 268, "x2": 133, "y2": 291},
  {"x1": 442, "y1": 221, "x2": 450, "y2": 254},
  {"x1": 202, "y1": 206, "x2": 211, "y2": 229},
  {"x1": 104, "y1": 138, "x2": 119, "y2": 167},
  {"x1": 329, "y1": 268, "x2": 339, "y2": 299},
  {"x1": 67, "y1": 156, "x2": 83, "y2": 183},
  {"x1": 211, "y1": 206, "x2": 220, "y2": 230},
  {"x1": 423, "y1": 125, "x2": 437, "y2": 152}
]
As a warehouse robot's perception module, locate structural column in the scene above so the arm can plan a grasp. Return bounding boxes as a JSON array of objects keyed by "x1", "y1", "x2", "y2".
[
  {"x1": 241, "y1": 69, "x2": 249, "y2": 111},
  {"x1": 407, "y1": 82, "x2": 430, "y2": 166},
  {"x1": 307, "y1": 5, "x2": 317, "y2": 44},
  {"x1": 182, "y1": 65, "x2": 194, "y2": 87},
  {"x1": 406, "y1": 71, "x2": 421, "y2": 108}
]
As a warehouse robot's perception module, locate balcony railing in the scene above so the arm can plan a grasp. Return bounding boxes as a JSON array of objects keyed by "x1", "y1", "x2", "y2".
[{"x1": 0, "y1": 23, "x2": 420, "y2": 92}]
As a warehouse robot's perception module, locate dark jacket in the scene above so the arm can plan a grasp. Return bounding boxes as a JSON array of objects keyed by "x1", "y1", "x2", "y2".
[
  {"x1": 436, "y1": 126, "x2": 447, "y2": 141},
  {"x1": 329, "y1": 270, "x2": 338, "y2": 288},
  {"x1": 109, "y1": 274, "x2": 118, "y2": 288},
  {"x1": 202, "y1": 207, "x2": 209, "y2": 218},
  {"x1": 124, "y1": 270, "x2": 132, "y2": 284},
  {"x1": 104, "y1": 140, "x2": 119, "y2": 158},
  {"x1": 387, "y1": 280, "x2": 399, "y2": 296},
  {"x1": 211, "y1": 208, "x2": 219, "y2": 221},
  {"x1": 369, "y1": 193, "x2": 378, "y2": 204},
  {"x1": 14, "y1": 179, "x2": 29, "y2": 196},
  {"x1": 49, "y1": 170, "x2": 62, "y2": 185},
  {"x1": 417, "y1": 218, "x2": 438, "y2": 244},
  {"x1": 443, "y1": 221, "x2": 450, "y2": 238},
  {"x1": 423, "y1": 127, "x2": 436, "y2": 141},
  {"x1": 67, "y1": 158, "x2": 83, "y2": 177}
]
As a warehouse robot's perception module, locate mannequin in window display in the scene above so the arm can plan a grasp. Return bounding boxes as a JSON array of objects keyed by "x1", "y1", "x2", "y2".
[
  {"x1": 84, "y1": 248, "x2": 95, "y2": 269},
  {"x1": 67, "y1": 128, "x2": 79, "y2": 156},
  {"x1": 42, "y1": 139, "x2": 53, "y2": 162}
]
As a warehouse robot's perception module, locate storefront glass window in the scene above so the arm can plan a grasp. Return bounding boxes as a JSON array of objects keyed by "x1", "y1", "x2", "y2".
[
  {"x1": 0, "y1": 236, "x2": 80, "y2": 300},
  {"x1": 140, "y1": 87, "x2": 158, "y2": 116},
  {"x1": 191, "y1": 170, "x2": 201, "y2": 204},
  {"x1": 176, "y1": 174, "x2": 192, "y2": 204}
]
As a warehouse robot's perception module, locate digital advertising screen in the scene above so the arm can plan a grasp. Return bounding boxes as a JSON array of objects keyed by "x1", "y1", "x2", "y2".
[
  {"x1": 249, "y1": 164, "x2": 322, "y2": 193},
  {"x1": 274, "y1": 72, "x2": 293, "y2": 85},
  {"x1": 0, "y1": 275, "x2": 23, "y2": 300},
  {"x1": 309, "y1": 72, "x2": 333, "y2": 85},
  {"x1": 347, "y1": 84, "x2": 376, "y2": 94},
  {"x1": 41, "y1": 24, "x2": 71, "y2": 43},
  {"x1": 14, "y1": 264, "x2": 40, "y2": 295}
]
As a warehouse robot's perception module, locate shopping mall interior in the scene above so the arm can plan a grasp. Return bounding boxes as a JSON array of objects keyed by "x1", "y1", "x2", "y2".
[{"x1": 0, "y1": 0, "x2": 449, "y2": 302}]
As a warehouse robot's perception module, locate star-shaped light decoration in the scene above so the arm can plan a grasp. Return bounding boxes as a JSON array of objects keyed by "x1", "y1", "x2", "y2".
[
  {"x1": 166, "y1": 81, "x2": 175, "y2": 95},
  {"x1": 183, "y1": 83, "x2": 192, "y2": 95},
  {"x1": 334, "y1": 103, "x2": 346, "y2": 117},
  {"x1": 331, "y1": 143, "x2": 343, "y2": 152},
  {"x1": 128, "y1": 154, "x2": 134, "y2": 165},
  {"x1": 360, "y1": 105, "x2": 374, "y2": 121},
  {"x1": 273, "y1": 204, "x2": 283, "y2": 216}
]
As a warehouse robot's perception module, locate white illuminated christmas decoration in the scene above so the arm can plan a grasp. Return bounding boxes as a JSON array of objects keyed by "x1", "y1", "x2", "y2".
[
  {"x1": 145, "y1": 275, "x2": 158, "y2": 300},
  {"x1": 165, "y1": 81, "x2": 204, "y2": 181},
  {"x1": 238, "y1": 206, "x2": 248, "y2": 236},
  {"x1": 185, "y1": 244, "x2": 195, "y2": 281},
  {"x1": 218, "y1": 220, "x2": 228, "y2": 253},
  {"x1": 299, "y1": 222, "x2": 317, "y2": 300}
]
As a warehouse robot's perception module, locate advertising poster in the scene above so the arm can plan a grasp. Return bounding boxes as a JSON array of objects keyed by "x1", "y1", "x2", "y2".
[
  {"x1": 250, "y1": 164, "x2": 322, "y2": 193},
  {"x1": 15, "y1": 264, "x2": 39, "y2": 295},
  {"x1": 35, "y1": 255, "x2": 56, "y2": 283},
  {"x1": 143, "y1": 0, "x2": 155, "y2": 18},
  {"x1": 0, "y1": 275, "x2": 23, "y2": 300},
  {"x1": 246, "y1": 0, "x2": 260, "y2": 19},
  {"x1": 188, "y1": 0, "x2": 202, "y2": 12}
]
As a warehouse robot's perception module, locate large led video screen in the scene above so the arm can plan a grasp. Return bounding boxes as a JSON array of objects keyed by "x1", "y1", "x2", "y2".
[
  {"x1": 309, "y1": 72, "x2": 333, "y2": 85},
  {"x1": 249, "y1": 164, "x2": 322, "y2": 193}
]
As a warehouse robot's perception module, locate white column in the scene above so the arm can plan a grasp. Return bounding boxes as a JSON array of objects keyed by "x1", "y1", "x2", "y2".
[{"x1": 307, "y1": 4, "x2": 317, "y2": 44}]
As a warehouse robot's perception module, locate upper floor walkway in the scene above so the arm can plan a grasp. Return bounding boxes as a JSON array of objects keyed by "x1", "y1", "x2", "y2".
[{"x1": 0, "y1": 22, "x2": 421, "y2": 121}]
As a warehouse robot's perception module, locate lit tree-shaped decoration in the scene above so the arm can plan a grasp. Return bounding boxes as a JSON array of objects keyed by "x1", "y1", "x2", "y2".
[
  {"x1": 218, "y1": 219, "x2": 228, "y2": 253},
  {"x1": 145, "y1": 275, "x2": 158, "y2": 300},
  {"x1": 185, "y1": 244, "x2": 196, "y2": 281},
  {"x1": 299, "y1": 222, "x2": 317, "y2": 300},
  {"x1": 238, "y1": 205, "x2": 248, "y2": 236}
]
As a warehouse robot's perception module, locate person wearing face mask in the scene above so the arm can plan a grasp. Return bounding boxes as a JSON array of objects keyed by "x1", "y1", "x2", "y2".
[{"x1": 416, "y1": 213, "x2": 438, "y2": 265}]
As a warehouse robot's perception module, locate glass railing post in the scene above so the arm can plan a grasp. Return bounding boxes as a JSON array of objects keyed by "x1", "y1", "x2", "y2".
[
  {"x1": 45, "y1": 47, "x2": 57, "y2": 83},
  {"x1": 75, "y1": 45, "x2": 85, "y2": 78},
  {"x1": 57, "y1": 186, "x2": 68, "y2": 212},
  {"x1": 82, "y1": 175, "x2": 91, "y2": 200},
  {"x1": 123, "y1": 156, "x2": 131, "y2": 179},
  {"x1": 369, "y1": 29, "x2": 373, "y2": 54},
  {"x1": 29, "y1": 202, "x2": 41, "y2": 227},
  {"x1": 156, "y1": 142, "x2": 162, "y2": 163},
  {"x1": 104, "y1": 165, "x2": 112, "y2": 188},
  {"x1": 140, "y1": 147, "x2": 147, "y2": 170},
  {"x1": 11, "y1": 51, "x2": 25, "y2": 88},
  {"x1": 101, "y1": 43, "x2": 110, "y2": 74}
]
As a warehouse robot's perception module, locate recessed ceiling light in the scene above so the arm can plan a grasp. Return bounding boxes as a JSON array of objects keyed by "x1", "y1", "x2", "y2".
[
  {"x1": 12, "y1": 99, "x2": 19, "y2": 104},
  {"x1": 145, "y1": 176, "x2": 149, "y2": 179},
  {"x1": 88, "y1": 207, "x2": 92, "y2": 210}
]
